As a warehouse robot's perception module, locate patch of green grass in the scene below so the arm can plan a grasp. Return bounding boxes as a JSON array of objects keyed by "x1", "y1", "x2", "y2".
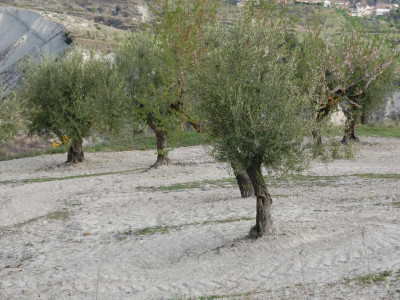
[
  {"x1": 0, "y1": 131, "x2": 204, "y2": 161},
  {"x1": 0, "y1": 145, "x2": 70, "y2": 161},
  {"x1": 0, "y1": 168, "x2": 143, "y2": 185},
  {"x1": 135, "y1": 226, "x2": 170, "y2": 236},
  {"x1": 16, "y1": 209, "x2": 72, "y2": 228},
  {"x1": 358, "y1": 125, "x2": 400, "y2": 139},
  {"x1": 286, "y1": 174, "x2": 341, "y2": 185},
  {"x1": 137, "y1": 178, "x2": 236, "y2": 192},
  {"x1": 120, "y1": 216, "x2": 254, "y2": 239},
  {"x1": 356, "y1": 173, "x2": 400, "y2": 180},
  {"x1": 85, "y1": 131, "x2": 203, "y2": 152},
  {"x1": 344, "y1": 270, "x2": 393, "y2": 285},
  {"x1": 295, "y1": 283, "x2": 303, "y2": 287},
  {"x1": 139, "y1": 173, "x2": 400, "y2": 193},
  {"x1": 375, "y1": 201, "x2": 400, "y2": 208},
  {"x1": 46, "y1": 210, "x2": 70, "y2": 221},
  {"x1": 172, "y1": 288, "x2": 272, "y2": 300}
]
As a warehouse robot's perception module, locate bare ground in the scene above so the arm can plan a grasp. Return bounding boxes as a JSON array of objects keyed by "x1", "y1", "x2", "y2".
[{"x1": 0, "y1": 137, "x2": 400, "y2": 299}]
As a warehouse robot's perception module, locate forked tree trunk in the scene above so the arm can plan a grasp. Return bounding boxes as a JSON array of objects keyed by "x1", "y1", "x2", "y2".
[
  {"x1": 246, "y1": 164, "x2": 273, "y2": 238},
  {"x1": 235, "y1": 172, "x2": 255, "y2": 198},
  {"x1": 147, "y1": 117, "x2": 170, "y2": 168},
  {"x1": 342, "y1": 115, "x2": 359, "y2": 144},
  {"x1": 232, "y1": 164, "x2": 255, "y2": 198},
  {"x1": 67, "y1": 138, "x2": 84, "y2": 163}
]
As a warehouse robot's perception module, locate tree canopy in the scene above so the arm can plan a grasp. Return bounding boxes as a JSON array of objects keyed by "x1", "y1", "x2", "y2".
[
  {"x1": 195, "y1": 13, "x2": 314, "y2": 237},
  {"x1": 20, "y1": 50, "x2": 123, "y2": 163}
]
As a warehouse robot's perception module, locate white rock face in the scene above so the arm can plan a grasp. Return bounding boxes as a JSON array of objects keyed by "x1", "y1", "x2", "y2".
[{"x1": 0, "y1": 6, "x2": 68, "y2": 92}]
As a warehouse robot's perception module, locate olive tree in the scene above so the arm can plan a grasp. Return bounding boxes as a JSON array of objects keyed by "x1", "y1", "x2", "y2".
[
  {"x1": 20, "y1": 50, "x2": 123, "y2": 163},
  {"x1": 151, "y1": 0, "x2": 256, "y2": 196},
  {"x1": 339, "y1": 41, "x2": 397, "y2": 143},
  {"x1": 303, "y1": 24, "x2": 396, "y2": 144},
  {"x1": 116, "y1": 31, "x2": 179, "y2": 167},
  {"x1": 195, "y1": 19, "x2": 313, "y2": 238}
]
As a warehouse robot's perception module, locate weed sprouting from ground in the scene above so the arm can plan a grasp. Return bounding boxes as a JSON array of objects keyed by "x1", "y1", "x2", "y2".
[
  {"x1": 15, "y1": 209, "x2": 72, "y2": 229},
  {"x1": 344, "y1": 270, "x2": 393, "y2": 285}
]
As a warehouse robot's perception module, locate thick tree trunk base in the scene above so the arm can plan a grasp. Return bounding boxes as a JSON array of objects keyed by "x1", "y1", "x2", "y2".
[
  {"x1": 66, "y1": 138, "x2": 84, "y2": 163},
  {"x1": 341, "y1": 134, "x2": 360, "y2": 144},
  {"x1": 151, "y1": 154, "x2": 170, "y2": 168},
  {"x1": 147, "y1": 118, "x2": 169, "y2": 169},
  {"x1": 235, "y1": 172, "x2": 255, "y2": 198},
  {"x1": 342, "y1": 115, "x2": 359, "y2": 144},
  {"x1": 246, "y1": 165, "x2": 274, "y2": 239}
]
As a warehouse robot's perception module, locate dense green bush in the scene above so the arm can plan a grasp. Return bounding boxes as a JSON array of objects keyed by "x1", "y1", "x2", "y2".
[{"x1": 0, "y1": 87, "x2": 23, "y2": 144}]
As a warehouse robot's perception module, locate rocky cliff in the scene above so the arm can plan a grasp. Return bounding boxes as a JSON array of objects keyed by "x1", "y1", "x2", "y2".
[{"x1": 0, "y1": 6, "x2": 68, "y2": 92}]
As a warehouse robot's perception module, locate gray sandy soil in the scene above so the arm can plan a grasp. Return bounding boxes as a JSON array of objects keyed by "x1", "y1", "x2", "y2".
[{"x1": 0, "y1": 137, "x2": 400, "y2": 299}]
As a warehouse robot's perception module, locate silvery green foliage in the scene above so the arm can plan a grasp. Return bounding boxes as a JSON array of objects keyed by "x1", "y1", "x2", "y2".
[
  {"x1": 19, "y1": 50, "x2": 123, "y2": 141},
  {"x1": 196, "y1": 18, "x2": 313, "y2": 175},
  {"x1": 116, "y1": 31, "x2": 179, "y2": 134},
  {"x1": 0, "y1": 85, "x2": 22, "y2": 143}
]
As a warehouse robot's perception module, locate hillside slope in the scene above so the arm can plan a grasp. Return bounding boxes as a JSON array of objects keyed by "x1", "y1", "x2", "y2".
[{"x1": 0, "y1": 6, "x2": 68, "y2": 92}]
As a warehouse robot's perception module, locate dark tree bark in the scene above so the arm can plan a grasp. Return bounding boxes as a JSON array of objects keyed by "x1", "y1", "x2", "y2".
[
  {"x1": 246, "y1": 164, "x2": 273, "y2": 238},
  {"x1": 67, "y1": 138, "x2": 84, "y2": 163},
  {"x1": 147, "y1": 117, "x2": 170, "y2": 168},
  {"x1": 232, "y1": 166, "x2": 255, "y2": 198},
  {"x1": 312, "y1": 129, "x2": 322, "y2": 146},
  {"x1": 342, "y1": 114, "x2": 359, "y2": 144},
  {"x1": 360, "y1": 113, "x2": 369, "y2": 125},
  {"x1": 154, "y1": 130, "x2": 169, "y2": 167},
  {"x1": 312, "y1": 128, "x2": 324, "y2": 157}
]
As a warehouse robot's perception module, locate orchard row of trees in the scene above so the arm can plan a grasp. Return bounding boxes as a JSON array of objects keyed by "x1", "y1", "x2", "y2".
[{"x1": 0, "y1": 0, "x2": 397, "y2": 238}]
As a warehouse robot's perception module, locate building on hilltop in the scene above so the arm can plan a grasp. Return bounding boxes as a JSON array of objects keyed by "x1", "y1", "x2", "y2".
[
  {"x1": 349, "y1": 3, "x2": 373, "y2": 16},
  {"x1": 375, "y1": 4, "x2": 391, "y2": 15}
]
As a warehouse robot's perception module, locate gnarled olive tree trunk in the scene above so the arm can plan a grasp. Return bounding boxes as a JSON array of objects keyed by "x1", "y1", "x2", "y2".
[
  {"x1": 246, "y1": 164, "x2": 273, "y2": 238},
  {"x1": 232, "y1": 165, "x2": 254, "y2": 198},
  {"x1": 147, "y1": 117, "x2": 170, "y2": 168},
  {"x1": 342, "y1": 113, "x2": 359, "y2": 144},
  {"x1": 67, "y1": 138, "x2": 84, "y2": 163}
]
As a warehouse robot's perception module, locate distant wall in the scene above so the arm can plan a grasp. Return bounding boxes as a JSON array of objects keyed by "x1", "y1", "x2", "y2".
[
  {"x1": 371, "y1": 91, "x2": 400, "y2": 122},
  {"x1": 0, "y1": 6, "x2": 68, "y2": 92}
]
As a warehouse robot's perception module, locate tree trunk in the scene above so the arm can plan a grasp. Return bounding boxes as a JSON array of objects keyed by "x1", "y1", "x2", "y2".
[
  {"x1": 232, "y1": 165, "x2": 255, "y2": 198},
  {"x1": 360, "y1": 113, "x2": 369, "y2": 125},
  {"x1": 67, "y1": 138, "x2": 84, "y2": 163},
  {"x1": 312, "y1": 128, "x2": 323, "y2": 157},
  {"x1": 342, "y1": 115, "x2": 359, "y2": 144},
  {"x1": 154, "y1": 130, "x2": 169, "y2": 167},
  {"x1": 147, "y1": 117, "x2": 170, "y2": 168},
  {"x1": 246, "y1": 164, "x2": 273, "y2": 238},
  {"x1": 312, "y1": 129, "x2": 322, "y2": 146}
]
